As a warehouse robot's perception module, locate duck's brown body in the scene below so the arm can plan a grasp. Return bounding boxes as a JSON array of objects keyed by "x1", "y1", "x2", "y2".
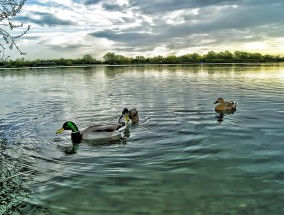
[
  {"x1": 129, "y1": 108, "x2": 139, "y2": 123},
  {"x1": 214, "y1": 98, "x2": 237, "y2": 111}
]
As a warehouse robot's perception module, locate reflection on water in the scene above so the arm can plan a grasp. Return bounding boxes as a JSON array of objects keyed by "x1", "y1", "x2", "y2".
[
  {"x1": 215, "y1": 110, "x2": 237, "y2": 122},
  {"x1": 1, "y1": 64, "x2": 284, "y2": 214}
]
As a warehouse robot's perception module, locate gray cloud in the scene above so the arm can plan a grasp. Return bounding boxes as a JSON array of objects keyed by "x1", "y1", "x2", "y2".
[
  {"x1": 91, "y1": 31, "x2": 154, "y2": 42},
  {"x1": 16, "y1": 12, "x2": 74, "y2": 26},
  {"x1": 88, "y1": 0, "x2": 284, "y2": 53},
  {"x1": 44, "y1": 43, "x2": 85, "y2": 51},
  {"x1": 12, "y1": 0, "x2": 284, "y2": 60},
  {"x1": 21, "y1": 35, "x2": 42, "y2": 41},
  {"x1": 83, "y1": 0, "x2": 102, "y2": 5},
  {"x1": 101, "y1": 2, "x2": 125, "y2": 11},
  {"x1": 129, "y1": 0, "x2": 239, "y2": 14}
]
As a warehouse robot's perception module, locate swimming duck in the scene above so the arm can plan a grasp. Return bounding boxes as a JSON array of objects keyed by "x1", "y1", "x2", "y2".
[
  {"x1": 56, "y1": 121, "x2": 126, "y2": 143},
  {"x1": 129, "y1": 108, "x2": 139, "y2": 123},
  {"x1": 119, "y1": 108, "x2": 139, "y2": 124},
  {"x1": 214, "y1": 98, "x2": 237, "y2": 112}
]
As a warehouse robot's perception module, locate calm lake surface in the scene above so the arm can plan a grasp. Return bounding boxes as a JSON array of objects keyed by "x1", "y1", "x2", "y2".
[{"x1": 1, "y1": 64, "x2": 284, "y2": 214}]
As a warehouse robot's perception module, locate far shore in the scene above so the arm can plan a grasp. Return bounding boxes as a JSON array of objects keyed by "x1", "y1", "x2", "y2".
[
  {"x1": 0, "y1": 62, "x2": 283, "y2": 70},
  {"x1": 1, "y1": 51, "x2": 283, "y2": 69}
]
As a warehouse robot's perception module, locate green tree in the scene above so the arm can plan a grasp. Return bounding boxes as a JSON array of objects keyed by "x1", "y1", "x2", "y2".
[
  {"x1": 248, "y1": 52, "x2": 262, "y2": 61},
  {"x1": 149, "y1": 55, "x2": 164, "y2": 64},
  {"x1": 234, "y1": 51, "x2": 249, "y2": 60},
  {"x1": 179, "y1": 54, "x2": 193, "y2": 62},
  {"x1": 103, "y1": 52, "x2": 116, "y2": 64},
  {"x1": 116, "y1": 54, "x2": 131, "y2": 64},
  {"x1": 165, "y1": 55, "x2": 179, "y2": 64},
  {"x1": 133, "y1": 55, "x2": 146, "y2": 64},
  {"x1": 82, "y1": 54, "x2": 96, "y2": 64},
  {"x1": 218, "y1": 51, "x2": 233, "y2": 59},
  {"x1": 66, "y1": 59, "x2": 73, "y2": 66},
  {"x1": 191, "y1": 53, "x2": 202, "y2": 61},
  {"x1": 204, "y1": 51, "x2": 218, "y2": 59}
]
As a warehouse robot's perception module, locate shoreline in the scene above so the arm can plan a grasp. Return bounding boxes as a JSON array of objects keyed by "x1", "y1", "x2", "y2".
[{"x1": 0, "y1": 62, "x2": 283, "y2": 70}]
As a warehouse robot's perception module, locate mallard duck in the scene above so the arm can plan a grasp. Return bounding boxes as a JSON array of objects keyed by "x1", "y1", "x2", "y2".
[
  {"x1": 214, "y1": 98, "x2": 237, "y2": 112},
  {"x1": 119, "y1": 108, "x2": 139, "y2": 124},
  {"x1": 56, "y1": 121, "x2": 126, "y2": 143},
  {"x1": 129, "y1": 108, "x2": 139, "y2": 123}
]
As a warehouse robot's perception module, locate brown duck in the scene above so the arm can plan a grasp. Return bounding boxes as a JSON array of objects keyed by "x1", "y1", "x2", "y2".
[
  {"x1": 119, "y1": 108, "x2": 139, "y2": 124},
  {"x1": 214, "y1": 98, "x2": 237, "y2": 112}
]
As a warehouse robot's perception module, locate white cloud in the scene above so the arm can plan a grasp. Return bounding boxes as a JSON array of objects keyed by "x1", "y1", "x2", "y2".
[{"x1": 7, "y1": 0, "x2": 284, "y2": 60}]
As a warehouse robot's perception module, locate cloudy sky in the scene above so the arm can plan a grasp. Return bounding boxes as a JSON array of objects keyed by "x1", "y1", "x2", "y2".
[{"x1": 7, "y1": 0, "x2": 284, "y2": 60}]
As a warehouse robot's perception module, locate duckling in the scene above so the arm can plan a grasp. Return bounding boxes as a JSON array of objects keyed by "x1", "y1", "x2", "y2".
[
  {"x1": 56, "y1": 121, "x2": 126, "y2": 143},
  {"x1": 119, "y1": 108, "x2": 139, "y2": 124},
  {"x1": 214, "y1": 98, "x2": 237, "y2": 112}
]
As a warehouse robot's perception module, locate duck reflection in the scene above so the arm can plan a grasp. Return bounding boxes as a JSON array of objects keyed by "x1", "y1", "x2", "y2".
[
  {"x1": 57, "y1": 142, "x2": 80, "y2": 155},
  {"x1": 57, "y1": 134, "x2": 128, "y2": 155},
  {"x1": 215, "y1": 109, "x2": 236, "y2": 122}
]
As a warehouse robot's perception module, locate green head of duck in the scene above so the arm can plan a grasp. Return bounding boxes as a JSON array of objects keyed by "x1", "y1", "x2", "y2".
[{"x1": 56, "y1": 121, "x2": 79, "y2": 134}]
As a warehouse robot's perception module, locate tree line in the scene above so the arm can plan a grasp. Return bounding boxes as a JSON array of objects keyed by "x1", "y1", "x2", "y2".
[{"x1": 1, "y1": 51, "x2": 283, "y2": 68}]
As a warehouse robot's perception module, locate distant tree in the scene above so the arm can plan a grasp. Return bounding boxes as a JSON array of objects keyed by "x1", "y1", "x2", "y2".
[
  {"x1": 82, "y1": 54, "x2": 96, "y2": 64},
  {"x1": 103, "y1": 52, "x2": 131, "y2": 64},
  {"x1": 204, "y1": 51, "x2": 218, "y2": 59},
  {"x1": 179, "y1": 54, "x2": 192, "y2": 62},
  {"x1": 218, "y1": 51, "x2": 233, "y2": 59},
  {"x1": 116, "y1": 54, "x2": 131, "y2": 64},
  {"x1": 263, "y1": 54, "x2": 280, "y2": 62},
  {"x1": 234, "y1": 51, "x2": 249, "y2": 60},
  {"x1": 165, "y1": 55, "x2": 179, "y2": 64},
  {"x1": 132, "y1": 55, "x2": 147, "y2": 64},
  {"x1": 0, "y1": 0, "x2": 30, "y2": 61},
  {"x1": 248, "y1": 52, "x2": 262, "y2": 61},
  {"x1": 149, "y1": 55, "x2": 164, "y2": 64},
  {"x1": 191, "y1": 53, "x2": 202, "y2": 61},
  {"x1": 65, "y1": 59, "x2": 73, "y2": 66},
  {"x1": 103, "y1": 52, "x2": 116, "y2": 64}
]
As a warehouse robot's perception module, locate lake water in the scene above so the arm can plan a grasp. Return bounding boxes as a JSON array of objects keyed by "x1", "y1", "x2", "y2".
[{"x1": 1, "y1": 64, "x2": 284, "y2": 214}]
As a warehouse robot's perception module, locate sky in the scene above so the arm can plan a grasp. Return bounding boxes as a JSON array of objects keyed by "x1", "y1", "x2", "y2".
[{"x1": 6, "y1": 0, "x2": 284, "y2": 60}]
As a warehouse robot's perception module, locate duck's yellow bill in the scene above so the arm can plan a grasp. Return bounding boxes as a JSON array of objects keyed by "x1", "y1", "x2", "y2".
[
  {"x1": 125, "y1": 114, "x2": 130, "y2": 122},
  {"x1": 56, "y1": 127, "x2": 65, "y2": 134}
]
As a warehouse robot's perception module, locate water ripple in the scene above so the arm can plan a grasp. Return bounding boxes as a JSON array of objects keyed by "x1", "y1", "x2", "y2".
[{"x1": 1, "y1": 64, "x2": 284, "y2": 214}]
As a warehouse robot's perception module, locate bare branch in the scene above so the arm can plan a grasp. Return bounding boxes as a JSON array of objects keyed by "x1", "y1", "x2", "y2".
[{"x1": 0, "y1": 0, "x2": 30, "y2": 61}]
